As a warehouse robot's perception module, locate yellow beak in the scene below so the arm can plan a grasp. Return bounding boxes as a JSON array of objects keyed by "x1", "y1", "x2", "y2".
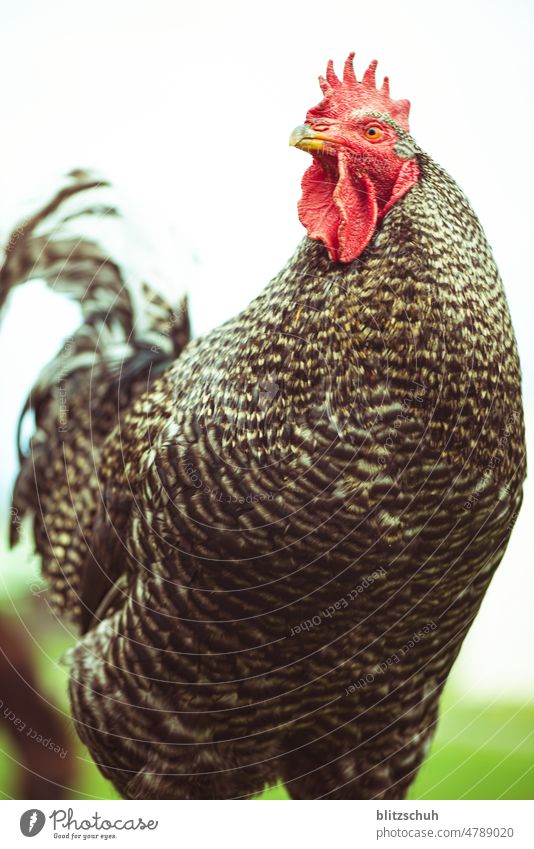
[{"x1": 289, "y1": 124, "x2": 331, "y2": 153}]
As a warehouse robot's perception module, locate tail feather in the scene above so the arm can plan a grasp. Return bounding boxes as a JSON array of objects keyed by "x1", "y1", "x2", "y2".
[{"x1": 1, "y1": 170, "x2": 190, "y2": 626}]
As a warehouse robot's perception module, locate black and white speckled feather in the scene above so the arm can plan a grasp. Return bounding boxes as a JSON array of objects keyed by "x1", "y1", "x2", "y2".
[{"x1": 1, "y1": 140, "x2": 526, "y2": 799}]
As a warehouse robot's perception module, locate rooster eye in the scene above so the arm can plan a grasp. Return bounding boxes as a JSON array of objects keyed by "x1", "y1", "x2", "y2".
[{"x1": 364, "y1": 125, "x2": 384, "y2": 142}]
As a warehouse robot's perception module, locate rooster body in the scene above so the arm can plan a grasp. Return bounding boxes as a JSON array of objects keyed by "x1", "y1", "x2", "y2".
[{"x1": 1, "y1": 57, "x2": 525, "y2": 799}]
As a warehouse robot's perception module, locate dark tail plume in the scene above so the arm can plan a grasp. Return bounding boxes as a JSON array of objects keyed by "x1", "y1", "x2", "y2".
[{"x1": 1, "y1": 170, "x2": 190, "y2": 625}]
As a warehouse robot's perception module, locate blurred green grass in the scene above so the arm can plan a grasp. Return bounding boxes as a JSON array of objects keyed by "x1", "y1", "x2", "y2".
[
  {"x1": 261, "y1": 696, "x2": 534, "y2": 800},
  {"x1": 1, "y1": 545, "x2": 533, "y2": 800}
]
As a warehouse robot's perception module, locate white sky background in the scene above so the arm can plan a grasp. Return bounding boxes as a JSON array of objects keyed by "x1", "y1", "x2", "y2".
[{"x1": 0, "y1": 0, "x2": 533, "y2": 699}]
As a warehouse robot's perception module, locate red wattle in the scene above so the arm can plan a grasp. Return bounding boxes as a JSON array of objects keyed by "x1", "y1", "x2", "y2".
[
  {"x1": 298, "y1": 160, "x2": 342, "y2": 260},
  {"x1": 298, "y1": 152, "x2": 379, "y2": 264},
  {"x1": 381, "y1": 158, "x2": 420, "y2": 218},
  {"x1": 335, "y1": 151, "x2": 377, "y2": 263}
]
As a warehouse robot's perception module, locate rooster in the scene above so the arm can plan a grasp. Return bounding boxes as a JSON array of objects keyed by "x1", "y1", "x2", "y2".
[{"x1": 0, "y1": 54, "x2": 526, "y2": 799}]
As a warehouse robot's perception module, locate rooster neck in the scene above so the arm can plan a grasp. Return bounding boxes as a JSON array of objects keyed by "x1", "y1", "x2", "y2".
[
  {"x1": 167, "y1": 150, "x2": 522, "y2": 477},
  {"x1": 257, "y1": 151, "x2": 512, "y2": 378},
  {"x1": 193, "y1": 151, "x2": 522, "y2": 471}
]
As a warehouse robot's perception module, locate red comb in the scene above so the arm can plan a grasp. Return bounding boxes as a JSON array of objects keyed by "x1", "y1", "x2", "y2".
[{"x1": 311, "y1": 52, "x2": 411, "y2": 132}]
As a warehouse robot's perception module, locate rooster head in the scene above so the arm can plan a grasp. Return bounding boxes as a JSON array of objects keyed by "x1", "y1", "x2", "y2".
[{"x1": 290, "y1": 53, "x2": 420, "y2": 263}]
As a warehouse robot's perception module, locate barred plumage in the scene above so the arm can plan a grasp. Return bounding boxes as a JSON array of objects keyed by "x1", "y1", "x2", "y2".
[{"x1": 1, "y1": 63, "x2": 526, "y2": 800}]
